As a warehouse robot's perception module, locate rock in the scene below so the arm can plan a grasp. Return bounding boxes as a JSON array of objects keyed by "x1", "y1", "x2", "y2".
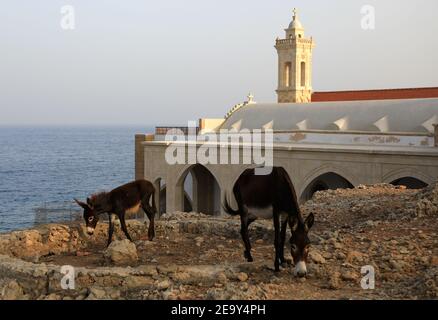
[
  {"x1": 86, "y1": 286, "x2": 120, "y2": 300},
  {"x1": 103, "y1": 239, "x2": 138, "y2": 265},
  {"x1": 334, "y1": 242, "x2": 343, "y2": 249},
  {"x1": 389, "y1": 260, "x2": 403, "y2": 271},
  {"x1": 237, "y1": 272, "x2": 248, "y2": 282},
  {"x1": 328, "y1": 272, "x2": 341, "y2": 290},
  {"x1": 1, "y1": 280, "x2": 26, "y2": 300},
  {"x1": 157, "y1": 279, "x2": 171, "y2": 290},
  {"x1": 76, "y1": 251, "x2": 91, "y2": 257},
  {"x1": 345, "y1": 250, "x2": 365, "y2": 264},
  {"x1": 44, "y1": 293, "x2": 62, "y2": 300},
  {"x1": 336, "y1": 252, "x2": 346, "y2": 260},
  {"x1": 322, "y1": 252, "x2": 332, "y2": 259},
  {"x1": 87, "y1": 287, "x2": 108, "y2": 300},
  {"x1": 430, "y1": 256, "x2": 438, "y2": 266},
  {"x1": 217, "y1": 272, "x2": 228, "y2": 284},
  {"x1": 364, "y1": 220, "x2": 375, "y2": 227},
  {"x1": 341, "y1": 270, "x2": 358, "y2": 282},
  {"x1": 309, "y1": 251, "x2": 326, "y2": 264}
]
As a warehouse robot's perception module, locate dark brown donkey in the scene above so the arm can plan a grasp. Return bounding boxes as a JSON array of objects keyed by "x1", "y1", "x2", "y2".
[
  {"x1": 74, "y1": 179, "x2": 156, "y2": 246},
  {"x1": 223, "y1": 167, "x2": 314, "y2": 276}
]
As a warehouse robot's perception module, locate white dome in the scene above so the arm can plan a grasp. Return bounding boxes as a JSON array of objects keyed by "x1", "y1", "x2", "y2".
[
  {"x1": 289, "y1": 19, "x2": 303, "y2": 29},
  {"x1": 220, "y1": 98, "x2": 438, "y2": 134},
  {"x1": 288, "y1": 8, "x2": 303, "y2": 29}
]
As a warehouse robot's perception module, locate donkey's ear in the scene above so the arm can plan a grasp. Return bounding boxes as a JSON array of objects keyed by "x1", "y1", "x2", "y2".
[
  {"x1": 74, "y1": 198, "x2": 89, "y2": 209},
  {"x1": 305, "y1": 213, "x2": 314, "y2": 231},
  {"x1": 86, "y1": 197, "x2": 92, "y2": 206}
]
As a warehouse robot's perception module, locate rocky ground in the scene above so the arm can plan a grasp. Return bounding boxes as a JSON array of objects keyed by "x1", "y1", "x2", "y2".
[{"x1": 1, "y1": 183, "x2": 438, "y2": 300}]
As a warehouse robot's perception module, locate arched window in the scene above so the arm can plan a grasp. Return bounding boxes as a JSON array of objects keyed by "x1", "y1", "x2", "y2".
[
  {"x1": 300, "y1": 61, "x2": 306, "y2": 87},
  {"x1": 285, "y1": 62, "x2": 291, "y2": 87}
]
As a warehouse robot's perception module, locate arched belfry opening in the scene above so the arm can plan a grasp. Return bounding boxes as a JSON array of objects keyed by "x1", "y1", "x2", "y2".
[
  {"x1": 300, "y1": 61, "x2": 306, "y2": 87},
  {"x1": 285, "y1": 62, "x2": 291, "y2": 87},
  {"x1": 176, "y1": 164, "x2": 221, "y2": 215},
  {"x1": 390, "y1": 177, "x2": 428, "y2": 189},
  {"x1": 301, "y1": 172, "x2": 354, "y2": 203}
]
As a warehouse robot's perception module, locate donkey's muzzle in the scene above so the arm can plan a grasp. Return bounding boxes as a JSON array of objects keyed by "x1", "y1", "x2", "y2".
[{"x1": 294, "y1": 261, "x2": 308, "y2": 278}]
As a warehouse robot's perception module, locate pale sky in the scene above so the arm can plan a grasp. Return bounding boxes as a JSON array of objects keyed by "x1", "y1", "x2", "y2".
[{"x1": 0, "y1": 0, "x2": 437, "y2": 126}]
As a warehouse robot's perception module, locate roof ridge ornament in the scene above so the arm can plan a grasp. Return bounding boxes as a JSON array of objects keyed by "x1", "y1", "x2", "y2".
[
  {"x1": 296, "y1": 119, "x2": 308, "y2": 130},
  {"x1": 262, "y1": 120, "x2": 274, "y2": 130},
  {"x1": 333, "y1": 116, "x2": 349, "y2": 131},
  {"x1": 422, "y1": 115, "x2": 438, "y2": 133},
  {"x1": 246, "y1": 92, "x2": 256, "y2": 104},
  {"x1": 231, "y1": 119, "x2": 242, "y2": 131},
  {"x1": 373, "y1": 116, "x2": 389, "y2": 133},
  {"x1": 224, "y1": 93, "x2": 256, "y2": 120}
]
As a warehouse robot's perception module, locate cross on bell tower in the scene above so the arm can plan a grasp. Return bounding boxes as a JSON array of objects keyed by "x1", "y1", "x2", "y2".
[{"x1": 275, "y1": 8, "x2": 315, "y2": 103}]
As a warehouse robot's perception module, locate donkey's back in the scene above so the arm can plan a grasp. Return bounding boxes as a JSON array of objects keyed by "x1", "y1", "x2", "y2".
[{"x1": 109, "y1": 179, "x2": 155, "y2": 209}]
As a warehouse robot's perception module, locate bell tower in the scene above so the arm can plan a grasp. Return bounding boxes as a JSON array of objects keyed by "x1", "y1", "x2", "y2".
[{"x1": 275, "y1": 9, "x2": 315, "y2": 103}]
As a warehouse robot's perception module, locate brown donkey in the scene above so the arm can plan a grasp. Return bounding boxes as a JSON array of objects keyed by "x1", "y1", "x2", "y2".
[
  {"x1": 75, "y1": 179, "x2": 156, "y2": 246},
  {"x1": 223, "y1": 167, "x2": 314, "y2": 276}
]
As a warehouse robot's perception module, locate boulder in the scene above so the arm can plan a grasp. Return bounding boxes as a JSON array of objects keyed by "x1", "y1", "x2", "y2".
[
  {"x1": 237, "y1": 272, "x2": 249, "y2": 282},
  {"x1": 328, "y1": 271, "x2": 341, "y2": 290},
  {"x1": 103, "y1": 239, "x2": 138, "y2": 265},
  {"x1": 1, "y1": 280, "x2": 27, "y2": 300},
  {"x1": 309, "y1": 250, "x2": 326, "y2": 264}
]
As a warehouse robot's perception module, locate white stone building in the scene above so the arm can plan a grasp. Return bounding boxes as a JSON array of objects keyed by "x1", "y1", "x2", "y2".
[{"x1": 135, "y1": 10, "x2": 438, "y2": 215}]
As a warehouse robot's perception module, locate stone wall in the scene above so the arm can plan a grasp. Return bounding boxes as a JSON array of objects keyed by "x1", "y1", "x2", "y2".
[{"x1": 0, "y1": 217, "x2": 273, "y2": 300}]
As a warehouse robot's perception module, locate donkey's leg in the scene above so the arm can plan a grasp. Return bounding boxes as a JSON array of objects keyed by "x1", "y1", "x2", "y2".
[
  {"x1": 240, "y1": 213, "x2": 255, "y2": 262},
  {"x1": 273, "y1": 210, "x2": 281, "y2": 272},
  {"x1": 142, "y1": 194, "x2": 154, "y2": 215},
  {"x1": 141, "y1": 194, "x2": 155, "y2": 241},
  {"x1": 119, "y1": 212, "x2": 133, "y2": 242},
  {"x1": 107, "y1": 213, "x2": 115, "y2": 247},
  {"x1": 279, "y1": 215, "x2": 289, "y2": 266}
]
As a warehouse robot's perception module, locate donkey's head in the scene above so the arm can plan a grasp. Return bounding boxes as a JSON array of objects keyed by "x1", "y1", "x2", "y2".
[
  {"x1": 290, "y1": 213, "x2": 314, "y2": 278},
  {"x1": 74, "y1": 198, "x2": 100, "y2": 235}
]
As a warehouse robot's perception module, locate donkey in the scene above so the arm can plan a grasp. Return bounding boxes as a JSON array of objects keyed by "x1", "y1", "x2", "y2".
[
  {"x1": 223, "y1": 167, "x2": 314, "y2": 276},
  {"x1": 74, "y1": 179, "x2": 156, "y2": 246}
]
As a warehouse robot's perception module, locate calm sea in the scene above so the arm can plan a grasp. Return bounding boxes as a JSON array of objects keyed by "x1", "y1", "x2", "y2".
[{"x1": 0, "y1": 126, "x2": 152, "y2": 233}]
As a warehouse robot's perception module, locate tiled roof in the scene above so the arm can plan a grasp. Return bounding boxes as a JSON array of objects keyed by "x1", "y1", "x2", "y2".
[{"x1": 312, "y1": 87, "x2": 438, "y2": 102}]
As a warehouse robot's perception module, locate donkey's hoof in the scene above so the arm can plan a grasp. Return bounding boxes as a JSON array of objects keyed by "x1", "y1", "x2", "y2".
[
  {"x1": 244, "y1": 251, "x2": 254, "y2": 262},
  {"x1": 281, "y1": 258, "x2": 292, "y2": 267}
]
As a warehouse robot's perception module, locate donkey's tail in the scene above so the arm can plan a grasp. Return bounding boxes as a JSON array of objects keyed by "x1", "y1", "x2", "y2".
[
  {"x1": 151, "y1": 189, "x2": 157, "y2": 214},
  {"x1": 222, "y1": 194, "x2": 240, "y2": 216}
]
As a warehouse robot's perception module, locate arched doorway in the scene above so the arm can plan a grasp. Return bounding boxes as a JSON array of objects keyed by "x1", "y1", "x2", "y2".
[
  {"x1": 390, "y1": 177, "x2": 428, "y2": 189},
  {"x1": 156, "y1": 178, "x2": 192, "y2": 215},
  {"x1": 176, "y1": 164, "x2": 221, "y2": 215},
  {"x1": 301, "y1": 172, "x2": 354, "y2": 202}
]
